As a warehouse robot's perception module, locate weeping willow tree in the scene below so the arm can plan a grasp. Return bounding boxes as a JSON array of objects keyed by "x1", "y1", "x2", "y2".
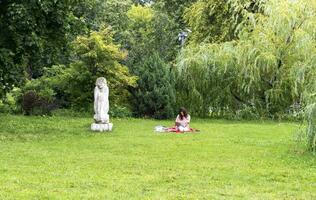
[
  {"x1": 306, "y1": 99, "x2": 316, "y2": 153},
  {"x1": 184, "y1": 0, "x2": 266, "y2": 43},
  {"x1": 176, "y1": 43, "x2": 239, "y2": 117},
  {"x1": 176, "y1": 0, "x2": 316, "y2": 119},
  {"x1": 304, "y1": 68, "x2": 316, "y2": 152}
]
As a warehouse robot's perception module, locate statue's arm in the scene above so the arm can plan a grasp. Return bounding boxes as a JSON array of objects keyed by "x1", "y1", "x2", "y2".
[
  {"x1": 105, "y1": 86, "x2": 109, "y2": 99},
  {"x1": 105, "y1": 86, "x2": 109, "y2": 111},
  {"x1": 94, "y1": 87, "x2": 98, "y2": 113}
]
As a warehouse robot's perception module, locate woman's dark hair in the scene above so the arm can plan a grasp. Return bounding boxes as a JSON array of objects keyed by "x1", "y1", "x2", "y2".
[{"x1": 179, "y1": 107, "x2": 188, "y2": 120}]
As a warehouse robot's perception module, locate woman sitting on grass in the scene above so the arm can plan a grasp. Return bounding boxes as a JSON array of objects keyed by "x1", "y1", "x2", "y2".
[{"x1": 175, "y1": 107, "x2": 191, "y2": 132}]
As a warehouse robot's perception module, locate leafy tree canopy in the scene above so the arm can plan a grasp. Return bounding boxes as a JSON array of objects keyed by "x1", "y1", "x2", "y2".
[{"x1": 184, "y1": 0, "x2": 265, "y2": 43}]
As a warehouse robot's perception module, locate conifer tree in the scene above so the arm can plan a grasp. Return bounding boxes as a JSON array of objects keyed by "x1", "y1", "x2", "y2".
[{"x1": 130, "y1": 53, "x2": 176, "y2": 119}]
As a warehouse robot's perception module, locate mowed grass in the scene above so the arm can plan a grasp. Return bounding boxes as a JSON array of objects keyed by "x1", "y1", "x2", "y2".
[{"x1": 0, "y1": 115, "x2": 315, "y2": 199}]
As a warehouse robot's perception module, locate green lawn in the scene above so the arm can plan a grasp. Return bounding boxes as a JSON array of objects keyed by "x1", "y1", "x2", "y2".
[{"x1": 0, "y1": 115, "x2": 315, "y2": 199}]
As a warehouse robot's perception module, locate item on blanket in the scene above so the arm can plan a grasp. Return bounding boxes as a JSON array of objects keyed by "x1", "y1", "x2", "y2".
[{"x1": 154, "y1": 125, "x2": 167, "y2": 132}]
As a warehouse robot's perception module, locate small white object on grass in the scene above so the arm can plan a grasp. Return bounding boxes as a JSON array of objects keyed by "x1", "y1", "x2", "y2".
[{"x1": 155, "y1": 125, "x2": 167, "y2": 132}]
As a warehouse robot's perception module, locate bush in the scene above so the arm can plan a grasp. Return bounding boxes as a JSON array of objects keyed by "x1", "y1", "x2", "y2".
[
  {"x1": 61, "y1": 27, "x2": 137, "y2": 110},
  {"x1": 21, "y1": 91, "x2": 58, "y2": 115},
  {"x1": 130, "y1": 53, "x2": 176, "y2": 119},
  {"x1": 109, "y1": 105, "x2": 132, "y2": 118},
  {"x1": 0, "y1": 88, "x2": 22, "y2": 114}
]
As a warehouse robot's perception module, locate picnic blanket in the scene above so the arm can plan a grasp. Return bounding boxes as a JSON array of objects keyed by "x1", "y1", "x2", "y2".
[{"x1": 155, "y1": 125, "x2": 200, "y2": 133}]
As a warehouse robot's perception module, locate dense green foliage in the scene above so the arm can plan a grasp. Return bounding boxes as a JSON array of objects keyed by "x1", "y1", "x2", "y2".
[
  {"x1": 130, "y1": 53, "x2": 176, "y2": 119},
  {"x1": 154, "y1": 0, "x2": 196, "y2": 26},
  {"x1": 23, "y1": 28, "x2": 137, "y2": 112},
  {"x1": 184, "y1": 0, "x2": 264, "y2": 43},
  {"x1": 123, "y1": 4, "x2": 179, "y2": 117},
  {"x1": 1, "y1": 115, "x2": 315, "y2": 198},
  {"x1": 0, "y1": 0, "x2": 134, "y2": 99},
  {"x1": 177, "y1": 0, "x2": 316, "y2": 120},
  {"x1": 0, "y1": 0, "x2": 87, "y2": 98},
  {"x1": 62, "y1": 28, "x2": 137, "y2": 109},
  {"x1": 125, "y1": 4, "x2": 179, "y2": 65}
]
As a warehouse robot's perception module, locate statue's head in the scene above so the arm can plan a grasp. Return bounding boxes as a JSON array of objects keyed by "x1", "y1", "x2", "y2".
[{"x1": 95, "y1": 77, "x2": 107, "y2": 89}]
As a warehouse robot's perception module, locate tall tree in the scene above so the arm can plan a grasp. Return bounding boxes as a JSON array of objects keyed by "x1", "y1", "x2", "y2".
[
  {"x1": 176, "y1": 0, "x2": 316, "y2": 118},
  {"x1": 130, "y1": 53, "x2": 176, "y2": 119},
  {"x1": 0, "y1": 0, "x2": 89, "y2": 98},
  {"x1": 184, "y1": 0, "x2": 265, "y2": 43},
  {"x1": 125, "y1": 4, "x2": 179, "y2": 66},
  {"x1": 124, "y1": 5, "x2": 178, "y2": 118},
  {"x1": 153, "y1": 0, "x2": 197, "y2": 27}
]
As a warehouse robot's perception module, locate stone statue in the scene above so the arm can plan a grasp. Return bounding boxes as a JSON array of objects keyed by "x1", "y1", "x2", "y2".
[
  {"x1": 91, "y1": 77, "x2": 113, "y2": 132},
  {"x1": 94, "y1": 77, "x2": 109, "y2": 123}
]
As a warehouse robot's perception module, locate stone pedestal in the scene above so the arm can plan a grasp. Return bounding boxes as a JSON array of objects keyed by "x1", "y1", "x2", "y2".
[{"x1": 91, "y1": 123, "x2": 113, "y2": 132}]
